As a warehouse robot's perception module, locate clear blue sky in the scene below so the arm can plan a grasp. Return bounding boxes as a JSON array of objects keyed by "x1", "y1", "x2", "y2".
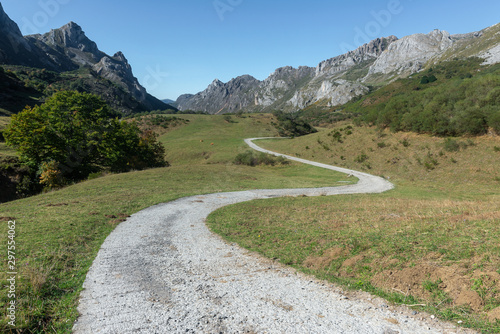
[{"x1": 2, "y1": 0, "x2": 500, "y2": 100}]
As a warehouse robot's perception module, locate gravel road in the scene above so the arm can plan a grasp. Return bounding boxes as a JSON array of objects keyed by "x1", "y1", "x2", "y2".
[{"x1": 73, "y1": 138, "x2": 474, "y2": 333}]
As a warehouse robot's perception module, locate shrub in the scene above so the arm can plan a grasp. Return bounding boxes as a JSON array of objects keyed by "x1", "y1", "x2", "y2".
[
  {"x1": 420, "y1": 76, "x2": 429, "y2": 84},
  {"x1": 234, "y1": 151, "x2": 256, "y2": 166},
  {"x1": 400, "y1": 138, "x2": 410, "y2": 147},
  {"x1": 424, "y1": 153, "x2": 439, "y2": 171},
  {"x1": 234, "y1": 151, "x2": 288, "y2": 167},
  {"x1": 354, "y1": 153, "x2": 369, "y2": 163},
  {"x1": 443, "y1": 138, "x2": 461, "y2": 152},
  {"x1": 330, "y1": 131, "x2": 343, "y2": 143}
]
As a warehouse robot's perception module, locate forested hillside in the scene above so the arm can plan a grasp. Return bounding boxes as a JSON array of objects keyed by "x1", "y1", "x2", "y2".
[{"x1": 302, "y1": 58, "x2": 500, "y2": 136}]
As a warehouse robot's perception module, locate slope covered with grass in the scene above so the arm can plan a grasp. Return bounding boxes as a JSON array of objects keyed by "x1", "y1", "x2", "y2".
[
  {"x1": 207, "y1": 124, "x2": 500, "y2": 332},
  {"x1": 0, "y1": 114, "x2": 351, "y2": 333}
]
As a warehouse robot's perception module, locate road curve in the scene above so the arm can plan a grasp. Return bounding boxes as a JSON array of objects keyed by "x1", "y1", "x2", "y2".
[{"x1": 73, "y1": 138, "x2": 470, "y2": 334}]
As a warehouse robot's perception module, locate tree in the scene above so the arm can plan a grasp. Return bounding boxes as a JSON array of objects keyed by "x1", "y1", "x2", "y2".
[
  {"x1": 5, "y1": 91, "x2": 167, "y2": 186},
  {"x1": 272, "y1": 111, "x2": 317, "y2": 137}
]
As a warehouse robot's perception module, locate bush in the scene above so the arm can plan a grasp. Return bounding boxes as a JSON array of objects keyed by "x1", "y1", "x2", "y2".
[
  {"x1": 234, "y1": 151, "x2": 289, "y2": 167},
  {"x1": 234, "y1": 151, "x2": 256, "y2": 166},
  {"x1": 443, "y1": 138, "x2": 475, "y2": 152},
  {"x1": 420, "y1": 75, "x2": 437, "y2": 84},
  {"x1": 443, "y1": 138, "x2": 461, "y2": 152},
  {"x1": 354, "y1": 153, "x2": 369, "y2": 163},
  {"x1": 0, "y1": 157, "x2": 40, "y2": 202},
  {"x1": 400, "y1": 138, "x2": 410, "y2": 147}
]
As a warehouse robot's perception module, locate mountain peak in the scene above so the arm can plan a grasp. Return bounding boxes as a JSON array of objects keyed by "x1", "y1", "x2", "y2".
[
  {"x1": 113, "y1": 51, "x2": 128, "y2": 63},
  {"x1": 33, "y1": 21, "x2": 103, "y2": 59},
  {"x1": 62, "y1": 21, "x2": 82, "y2": 31},
  {"x1": 210, "y1": 79, "x2": 223, "y2": 87}
]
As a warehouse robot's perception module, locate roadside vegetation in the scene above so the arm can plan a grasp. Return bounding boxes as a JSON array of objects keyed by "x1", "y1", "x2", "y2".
[
  {"x1": 0, "y1": 113, "x2": 350, "y2": 333},
  {"x1": 207, "y1": 124, "x2": 500, "y2": 333}
]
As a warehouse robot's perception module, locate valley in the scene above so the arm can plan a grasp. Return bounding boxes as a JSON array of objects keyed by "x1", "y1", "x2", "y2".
[{"x1": 0, "y1": 2, "x2": 499, "y2": 333}]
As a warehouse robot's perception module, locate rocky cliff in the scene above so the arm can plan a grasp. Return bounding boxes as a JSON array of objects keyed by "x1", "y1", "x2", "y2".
[{"x1": 365, "y1": 30, "x2": 453, "y2": 80}]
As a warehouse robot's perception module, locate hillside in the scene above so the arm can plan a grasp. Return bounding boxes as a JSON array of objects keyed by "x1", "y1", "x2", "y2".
[
  {"x1": 176, "y1": 24, "x2": 500, "y2": 115},
  {"x1": 209, "y1": 124, "x2": 500, "y2": 332},
  {"x1": 0, "y1": 4, "x2": 174, "y2": 115},
  {"x1": 317, "y1": 58, "x2": 500, "y2": 136},
  {"x1": 0, "y1": 65, "x2": 179, "y2": 116}
]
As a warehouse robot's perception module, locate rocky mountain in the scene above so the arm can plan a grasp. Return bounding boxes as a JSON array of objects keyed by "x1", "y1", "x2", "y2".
[
  {"x1": 179, "y1": 75, "x2": 261, "y2": 114},
  {"x1": 0, "y1": 4, "x2": 173, "y2": 114},
  {"x1": 175, "y1": 36, "x2": 396, "y2": 114},
  {"x1": 177, "y1": 24, "x2": 500, "y2": 114},
  {"x1": 364, "y1": 30, "x2": 453, "y2": 80}
]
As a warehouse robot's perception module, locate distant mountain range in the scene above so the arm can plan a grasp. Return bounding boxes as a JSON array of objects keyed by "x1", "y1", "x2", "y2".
[
  {"x1": 2, "y1": 2, "x2": 499, "y2": 117},
  {"x1": 0, "y1": 3, "x2": 175, "y2": 115},
  {"x1": 176, "y1": 24, "x2": 500, "y2": 114}
]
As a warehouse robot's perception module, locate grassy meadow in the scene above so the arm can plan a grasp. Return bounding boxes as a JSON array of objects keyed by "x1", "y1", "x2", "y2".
[
  {"x1": 0, "y1": 114, "x2": 351, "y2": 333},
  {"x1": 207, "y1": 124, "x2": 500, "y2": 333}
]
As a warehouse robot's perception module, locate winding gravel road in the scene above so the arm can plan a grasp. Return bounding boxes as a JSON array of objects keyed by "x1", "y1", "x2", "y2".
[{"x1": 73, "y1": 138, "x2": 473, "y2": 333}]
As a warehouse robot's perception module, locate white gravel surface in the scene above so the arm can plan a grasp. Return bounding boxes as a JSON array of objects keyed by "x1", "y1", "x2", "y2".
[{"x1": 73, "y1": 138, "x2": 474, "y2": 333}]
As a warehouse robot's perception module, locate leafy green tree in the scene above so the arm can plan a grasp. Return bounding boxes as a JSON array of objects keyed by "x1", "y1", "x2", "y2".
[
  {"x1": 5, "y1": 91, "x2": 167, "y2": 184},
  {"x1": 272, "y1": 111, "x2": 317, "y2": 137}
]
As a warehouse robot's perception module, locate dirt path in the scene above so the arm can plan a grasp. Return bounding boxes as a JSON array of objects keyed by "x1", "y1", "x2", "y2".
[{"x1": 73, "y1": 138, "x2": 473, "y2": 333}]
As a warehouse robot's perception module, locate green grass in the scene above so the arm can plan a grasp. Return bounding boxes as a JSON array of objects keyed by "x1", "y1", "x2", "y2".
[
  {"x1": 207, "y1": 124, "x2": 500, "y2": 333},
  {"x1": 0, "y1": 114, "x2": 350, "y2": 333}
]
